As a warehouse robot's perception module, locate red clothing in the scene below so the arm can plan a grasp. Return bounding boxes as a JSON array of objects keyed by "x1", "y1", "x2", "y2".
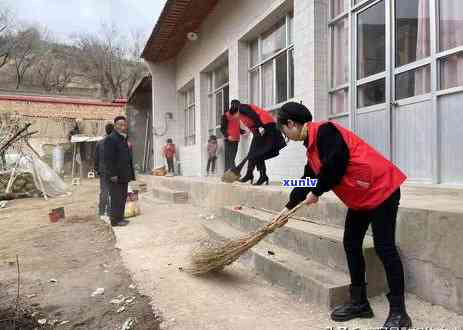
[
  {"x1": 225, "y1": 112, "x2": 241, "y2": 141},
  {"x1": 306, "y1": 121, "x2": 406, "y2": 210},
  {"x1": 162, "y1": 144, "x2": 176, "y2": 159},
  {"x1": 240, "y1": 104, "x2": 275, "y2": 133}
]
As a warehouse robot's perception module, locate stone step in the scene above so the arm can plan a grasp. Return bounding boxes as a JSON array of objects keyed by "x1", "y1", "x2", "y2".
[
  {"x1": 202, "y1": 218, "x2": 351, "y2": 309},
  {"x1": 152, "y1": 186, "x2": 188, "y2": 203},
  {"x1": 219, "y1": 206, "x2": 387, "y2": 295}
]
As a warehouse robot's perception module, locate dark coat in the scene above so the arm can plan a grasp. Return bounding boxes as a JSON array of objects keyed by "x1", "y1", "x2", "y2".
[{"x1": 103, "y1": 131, "x2": 135, "y2": 183}]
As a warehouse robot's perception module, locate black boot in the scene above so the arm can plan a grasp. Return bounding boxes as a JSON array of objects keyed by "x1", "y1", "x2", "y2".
[
  {"x1": 383, "y1": 293, "x2": 412, "y2": 329},
  {"x1": 331, "y1": 284, "x2": 374, "y2": 322},
  {"x1": 253, "y1": 173, "x2": 269, "y2": 185},
  {"x1": 253, "y1": 161, "x2": 269, "y2": 185},
  {"x1": 239, "y1": 161, "x2": 255, "y2": 184}
]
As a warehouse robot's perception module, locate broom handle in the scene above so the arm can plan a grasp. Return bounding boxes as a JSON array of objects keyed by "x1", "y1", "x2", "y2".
[{"x1": 264, "y1": 201, "x2": 307, "y2": 233}]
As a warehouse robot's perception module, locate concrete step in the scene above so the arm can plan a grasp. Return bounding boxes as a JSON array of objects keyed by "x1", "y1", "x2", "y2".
[
  {"x1": 152, "y1": 186, "x2": 188, "y2": 203},
  {"x1": 219, "y1": 206, "x2": 387, "y2": 295},
  {"x1": 202, "y1": 218, "x2": 351, "y2": 309}
]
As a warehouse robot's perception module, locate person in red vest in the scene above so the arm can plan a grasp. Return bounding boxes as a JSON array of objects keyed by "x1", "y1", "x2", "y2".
[
  {"x1": 277, "y1": 102, "x2": 411, "y2": 329},
  {"x1": 228, "y1": 99, "x2": 286, "y2": 185},
  {"x1": 162, "y1": 138, "x2": 176, "y2": 175},
  {"x1": 220, "y1": 107, "x2": 245, "y2": 172}
]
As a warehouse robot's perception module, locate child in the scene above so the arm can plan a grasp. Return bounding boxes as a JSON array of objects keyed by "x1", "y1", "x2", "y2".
[
  {"x1": 162, "y1": 138, "x2": 176, "y2": 175},
  {"x1": 206, "y1": 135, "x2": 218, "y2": 175}
]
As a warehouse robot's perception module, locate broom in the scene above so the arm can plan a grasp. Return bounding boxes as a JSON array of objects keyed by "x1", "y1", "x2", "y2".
[
  {"x1": 187, "y1": 201, "x2": 306, "y2": 275},
  {"x1": 221, "y1": 156, "x2": 249, "y2": 183}
]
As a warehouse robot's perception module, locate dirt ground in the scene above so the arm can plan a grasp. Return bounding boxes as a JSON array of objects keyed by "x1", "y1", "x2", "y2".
[{"x1": 0, "y1": 180, "x2": 160, "y2": 330}]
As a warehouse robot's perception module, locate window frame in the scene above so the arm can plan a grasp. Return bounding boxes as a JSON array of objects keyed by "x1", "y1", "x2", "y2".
[
  {"x1": 248, "y1": 13, "x2": 295, "y2": 109},
  {"x1": 183, "y1": 87, "x2": 196, "y2": 146},
  {"x1": 207, "y1": 64, "x2": 230, "y2": 138}
]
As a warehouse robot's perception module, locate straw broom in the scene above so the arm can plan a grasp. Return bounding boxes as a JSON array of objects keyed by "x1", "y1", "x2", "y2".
[{"x1": 187, "y1": 201, "x2": 306, "y2": 275}]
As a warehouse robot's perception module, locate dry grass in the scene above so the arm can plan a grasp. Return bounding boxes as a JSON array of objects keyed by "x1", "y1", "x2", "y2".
[{"x1": 186, "y1": 202, "x2": 305, "y2": 275}]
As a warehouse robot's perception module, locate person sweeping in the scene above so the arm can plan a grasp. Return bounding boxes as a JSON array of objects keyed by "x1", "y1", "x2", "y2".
[
  {"x1": 276, "y1": 101, "x2": 411, "y2": 329},
  {"x1": 223, "y1": 100, "x2": 286, "y2": 185}
]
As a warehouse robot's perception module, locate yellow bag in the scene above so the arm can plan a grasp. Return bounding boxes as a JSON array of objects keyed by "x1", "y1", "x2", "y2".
[{"x1": 124, "y1": 201, "x2": 141, "y2": 218}]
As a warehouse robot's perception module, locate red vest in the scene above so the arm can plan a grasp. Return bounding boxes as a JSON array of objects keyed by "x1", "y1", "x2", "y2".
[
  {"x1": 225, "y1": 112, "x2": 241, "y2": 141},
  {"x1": 306, "y1": 121, "x2": 406, "y2": 210},
  {"x1": 240, "y1": 104, "x2": 274, "y2": 133},
  {"x1": 163, "y1": 144, "x2": 176, "y2": 158}
]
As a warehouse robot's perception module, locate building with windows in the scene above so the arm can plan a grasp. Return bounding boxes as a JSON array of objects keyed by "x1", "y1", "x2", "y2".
[{"x1": 142, "y1": 0, "x2": 463, "y2": 185}]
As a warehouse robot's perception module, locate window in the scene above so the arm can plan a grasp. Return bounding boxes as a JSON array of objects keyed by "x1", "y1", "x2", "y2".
[
  {"x1": 207, "y1": 64, "x2": 229, "y2": 137},
  {"x1": 329, "y1": 3, "x2": 349, "y2": 115},
  {"x1": 438, "y1": 0, "x2": 463, "y2": 90},
  {"x1": 183, "y1": 87, "x2": 195, "y2": 146},
  {"x1": 395, "y1": 65, "x2": 431, "y2": 100},
  {"x1": 249, "y1": 13, "x2": 294, "y2": 108},
  {"x1": 395, "y1": 0, "x2": 430, "y2": 67},
  {"x1": 357, "y1": 1, "x2": 386, "y2": 79}
]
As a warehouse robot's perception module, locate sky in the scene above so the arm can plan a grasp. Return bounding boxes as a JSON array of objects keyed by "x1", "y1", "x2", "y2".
[{"x1": 1, "y1": 0, "x2": 167, "y2": 43}]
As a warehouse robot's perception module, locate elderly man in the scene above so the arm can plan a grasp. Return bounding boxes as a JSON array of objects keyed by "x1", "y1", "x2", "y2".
[{"x1": 103, "y1": 116, "x2": 135, "y2": 227}]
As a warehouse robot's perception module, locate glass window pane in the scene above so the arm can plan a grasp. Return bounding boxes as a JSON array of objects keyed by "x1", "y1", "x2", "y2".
[
  {"x1": 331, "y1": 89, "x2": 348, "y2": 114},
  {"x1": 440, "y1": 52, "x2": 463, "y2": 89},
  {"x1": 261, "y1": 19, "x2": 286, "y2": 61},
  {"x1": 439, "y1": 0, "x2": 463, "y2": 51},
  {"x1": 395, "y1": 0, "x2": 430, "y2": 67},
  {"x1": 208, "y1": 73, "x2": 213, "y2": 92},
  {"x1": 276, "y1": 52, "x2": 288, "y2": 103},
  {"x1": 189, "y1": 106, "x2": 195, "y2": 138},
  {"x1": 223, "y1": 85, "x2": 229, "y2": 113},
  {"x1": 331, "y1": 0, "x2": 348, "y2": 18},
  {"x1": 289, "y1": 49, "x2": 294, "y2": 99},
  {"x1": 395, "y1": 65, "x2": 431, "y2": 100},
  {"x1": 208, "y1": 95, "x2": 213, "y2": 129},
  {"x1": 250, "y1": 69, "x2": 260, "y2": 105},
  {"x1": 332, "y1": 18, "x2": 349, "y2": 87},
  {"x1": 215, "y1": 91, "x2": 223, "y2": 127},
  {"x1": 357, "y1": 79, "x2": 386, "y2": 108},
  {"x1": 288, "y1": 13, "x2": 294, "y2": 45},
  {"x1": 262, "y1": 61, "x2": 274, "y2": 107},
  {"x1": 357, "y1": 1, "x2": 386, "y2": 78},
  {"x1": 250, "y1": 40, "x2": 259, "y2": 67},
  {"x1": 214, "y1": 64, "x2": 229, "y2": 88}
]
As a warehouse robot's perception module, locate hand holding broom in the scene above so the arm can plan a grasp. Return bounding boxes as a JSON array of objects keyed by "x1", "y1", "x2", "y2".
[{"x1": 187, "y1": 201, "x2": 307, "y2": 275}]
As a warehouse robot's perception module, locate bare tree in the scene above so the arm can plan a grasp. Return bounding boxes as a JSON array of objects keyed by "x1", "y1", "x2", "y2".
[
  {"x1": 34, "y1": 45, "x2": 76, "y2": 92},
  {"x1": 74, "y1": 23, "x2": 148, "y2": 99},
  {"x1": 0, "y1": 6, "x2": 14, "y2": 69},
  {"x1": 11, "y1": 27, "x2": 44, "y2": 89}
]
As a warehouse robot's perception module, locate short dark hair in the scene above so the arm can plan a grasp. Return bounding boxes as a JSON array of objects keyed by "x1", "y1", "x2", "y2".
[
  {"x1": 277, "y1": 102, "x2": 313, "y2": 127},
  {"x1": 105, "y1": 123, "x2": 114, "y2": 135},
  {"x1": 209, "y1": 135, "x2": 217, "y2": 140},
  {"x1": 166, "y1": 138, "x2": 173, "y2": 143},
  {"x1": 114, "y1": 116, "x2": 127, "y2": 124},
  {"x1": 229, "y1": 99, "x2": 241, "y2": 115}
]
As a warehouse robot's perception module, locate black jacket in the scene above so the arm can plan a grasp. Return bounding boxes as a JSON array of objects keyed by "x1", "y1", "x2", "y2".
[
  {"x1": 286, "y1": 122, "x2": 349, "y2": 209},
  {"x1": 103, "y1": 131, "x2": 135, "y2": 183},
  {"x1": 95, "y1": 137, "x2": 106, "y2": 175}
]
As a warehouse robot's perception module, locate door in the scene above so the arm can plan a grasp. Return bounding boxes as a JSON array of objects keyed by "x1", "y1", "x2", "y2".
[{"x1": 353, "y1": 0, "x2": 433, "y2": 182}]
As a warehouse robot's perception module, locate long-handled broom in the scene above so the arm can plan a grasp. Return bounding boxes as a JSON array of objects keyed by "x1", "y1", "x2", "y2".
[{"x1": 187, "y1": 201, "x2": 306, "y2": 275}]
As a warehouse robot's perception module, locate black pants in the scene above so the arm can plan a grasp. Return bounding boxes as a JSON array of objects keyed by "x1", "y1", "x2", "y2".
[
  {"x1": 343, "y1": 188, "x2": 405, "y2": 296},
  {"x1": 166, "y1": 157, "x2": 174, "y2": 173},
  {"x1": 98, "y1": 176, "x2": 110, "y2": 216},
  {"x1": 207, "y1": 156, "x2": 217, "y2": 173},
  {"x1": 108, "y1": 181, "x2": 128, "y2": 223},
  {"x1": 224, "y1": 140, "x2": 238, "y2": 172}
]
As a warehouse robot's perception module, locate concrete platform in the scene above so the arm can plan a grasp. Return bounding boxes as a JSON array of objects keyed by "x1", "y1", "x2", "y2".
[
  {"x1": 152, "y1": 185, "x2": 188, "y2": 203},
  {"x1": 203, "y1": 218, "x2": 351, "y2": 308},
  {"x1": 141, "y1": 175, "x2": 463, "y2": 315}
]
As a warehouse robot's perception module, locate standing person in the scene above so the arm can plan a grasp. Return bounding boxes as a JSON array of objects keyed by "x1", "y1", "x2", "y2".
[
  {"x1": 220, "y1": 107, "x2": 245, "y2": 172},
  {"x1": 227, "y1": 100, "x2": 286, "y2": 185},
  {"x1": 103, "y1": 116, "x2": 135, "y2": 227},
  {"x1": 206, "y1": 135, "x2": 218, "y2": 175},
  {"x1": 277, "y1": 102, "x2": 412, "y2": 329},
  {"x1": 162, "y1": 138, "x2": 176, "y2": 175},
  {"x1": 95, "y1": 123, "x2": 114, "y2": 223}
]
